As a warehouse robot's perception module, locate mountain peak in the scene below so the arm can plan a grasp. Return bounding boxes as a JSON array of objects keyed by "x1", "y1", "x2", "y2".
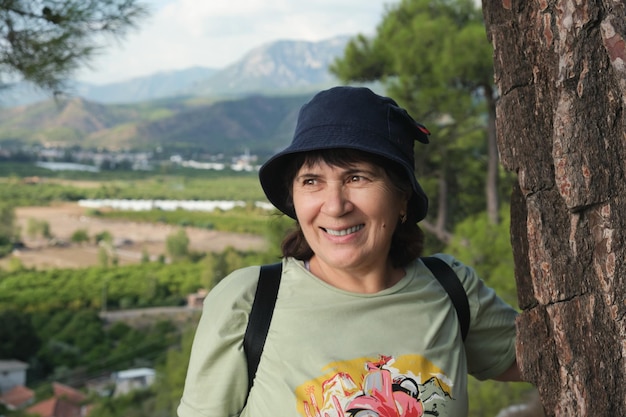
[
  {"x1": 190, "y1": 36, "x2": 349, "y2": 96},
  {"x1": 1, "y1": 36, "x2": 351, "y2": 108}
]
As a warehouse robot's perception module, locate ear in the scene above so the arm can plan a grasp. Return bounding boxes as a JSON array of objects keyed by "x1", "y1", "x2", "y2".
[
  {"x1": 398, "y1": 197, "x2": 409, "y2": 222},
  {"x1": 401, "y1": 192, "x2": 410, "y2": 212}
]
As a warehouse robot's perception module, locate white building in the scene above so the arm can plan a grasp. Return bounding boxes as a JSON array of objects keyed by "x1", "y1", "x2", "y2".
[
  {"x1": 113, "y1": 368, "x2": 156, "y2": 397},
  {"x1": 0, "y1": 360, "x2": 29, "y2": 393}
]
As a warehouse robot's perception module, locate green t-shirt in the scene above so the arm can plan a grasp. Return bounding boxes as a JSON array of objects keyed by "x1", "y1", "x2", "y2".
[{"x1": 178, "y1": 255, "x2": 517, "y2": 417}]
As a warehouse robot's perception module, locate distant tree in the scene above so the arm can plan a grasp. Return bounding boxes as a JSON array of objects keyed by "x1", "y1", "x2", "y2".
[
  {"x1": 70, "y1": 228, "x2": 89, "y2": 243},
  {"x1": 0, "y1": 309, "x2": 40, "y2": 360},
  {"x1": 331, "y1": 0, "x2": 504, "y2": 241},
  {"x1": 141, "y1": 248, "x2": 151, "y2": 263},
  {"x1": 445, "y1": 204, "x2": 517, "y2": 305},
  {"x1": 166, "y1": 228, "x2": 189, "y2": 261},
  {"x1": 94, "y1": 230, "x2": 113, "y2": 244},
  {"x1": 26, "y1": 218, "x2": 52, "y2": 239},
  {"x1": 98, "y1": 245, "x2": 110, "y2": 267},
  {"x1": 6, "y1": 256, "x2": 25, "y2": 272},
  {"x1": 265, "y1": 213, "x2": 296, "y2": 257},
  {"x1": 154, "y1": 327, "x2": 196, "y2": 416},
  {"x1": 0, "y1": 0, "x2": 149, "y2": 95},
  {"x1": 0, "y1": 203, "x2": 18, "y2": 257},
  {"x1": 26, "y1": 218, "x2": 39, "y2": 238}
]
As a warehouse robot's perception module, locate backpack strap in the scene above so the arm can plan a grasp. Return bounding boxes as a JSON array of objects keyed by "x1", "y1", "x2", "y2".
[
  {"x1": 243, "y1": 262, "x2": 282, "y2": 391},
  {"x1": 421, "y1": 256, "x2": 470, "y2": 341}
]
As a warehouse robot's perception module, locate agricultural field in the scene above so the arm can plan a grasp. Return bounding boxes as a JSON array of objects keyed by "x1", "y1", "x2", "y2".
[
  {"x1": 6, "y1": 202, "x2": 268, "y2": 269},
  {"x1": 0, "y1": 167, "x2": 286, "y2": 270}
]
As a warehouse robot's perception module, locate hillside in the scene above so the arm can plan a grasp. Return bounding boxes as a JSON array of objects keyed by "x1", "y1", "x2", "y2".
[
  {"x1": 0, "y1": 35, "x2": 360, "y2": 156},
  {"x1": 0, "y1": 92, "x2": 313, "y2": 156},
  {"x1": 0, "y1": 98, "x2": 142, "y2": 146},
  {"x1": 133, "y1": 94, "x2": 309, "y2": 157}
]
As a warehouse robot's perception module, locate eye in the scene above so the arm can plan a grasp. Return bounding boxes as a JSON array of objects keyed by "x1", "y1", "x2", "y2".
[{"x1": 296, "y1": 177, "x2": 319, "y2": 188}]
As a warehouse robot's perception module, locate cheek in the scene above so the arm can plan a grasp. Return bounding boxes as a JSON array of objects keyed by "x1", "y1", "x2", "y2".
[{"x1": 292, "y1": 192, "x2": 315, "y2": 220}]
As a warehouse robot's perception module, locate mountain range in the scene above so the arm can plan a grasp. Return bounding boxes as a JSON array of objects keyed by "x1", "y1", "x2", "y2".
[
  {"x1": 0, "y1": 35, "x2": 380, "y2": 158},
  {"x1": 2, "y1": 36, "x2": 352, "y2": 107}
]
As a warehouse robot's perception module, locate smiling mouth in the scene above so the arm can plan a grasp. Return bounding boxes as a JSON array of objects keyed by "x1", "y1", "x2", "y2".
[{"x1": 323, "y1": 224, "x2": 364, "y2": 236}]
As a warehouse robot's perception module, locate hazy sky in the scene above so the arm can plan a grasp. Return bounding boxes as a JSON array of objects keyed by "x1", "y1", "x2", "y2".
[{"x1": 77, "y1": 0, "x2": 393, "y2": 85}]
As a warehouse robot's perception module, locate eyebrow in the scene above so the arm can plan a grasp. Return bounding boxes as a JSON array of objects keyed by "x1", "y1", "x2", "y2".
[
  {"x1": 294, "y1": 172, "x2": 319, "y2": 181},
  {"x1": 295, "y1": 166, "x2": 382, "y2": 181}
]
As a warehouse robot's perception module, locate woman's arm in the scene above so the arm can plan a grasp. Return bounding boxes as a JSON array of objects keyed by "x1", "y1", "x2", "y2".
[
  {"x1": 493, "y1": 360, "x2": 523, "y2": 382},
  {"x1": 178, "y1": 266, "x2": 260, "y2": 417}
]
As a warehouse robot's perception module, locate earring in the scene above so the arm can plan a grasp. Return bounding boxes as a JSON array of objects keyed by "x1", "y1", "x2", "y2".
[{"x1": 400, "y1": 213, "x2": 407, "y2": 224}]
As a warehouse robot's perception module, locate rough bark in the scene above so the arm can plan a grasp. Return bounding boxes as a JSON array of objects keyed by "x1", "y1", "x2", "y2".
[
  {"x1": 485, "y1": 83, "x2": 501, "y2": 225},
  {"x1": 482, "y1": 1, "x2": 626, "y2": 416}
]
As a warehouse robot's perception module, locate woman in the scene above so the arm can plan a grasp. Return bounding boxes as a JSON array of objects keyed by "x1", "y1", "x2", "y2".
[{"x1": 178, "y1": 86, "x2": 521, "y2": 417}]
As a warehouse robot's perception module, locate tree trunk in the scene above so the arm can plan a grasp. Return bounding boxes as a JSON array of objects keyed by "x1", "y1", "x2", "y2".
[
  {"x1": 482, "y1": 1, "x2": 626, "y2": 416},
  {"x1": 420, "y1": 170, "x2": 454, "y2": 244},
  {"x1": 485, "y1": 83, "x2": 500, "y2": 225}
]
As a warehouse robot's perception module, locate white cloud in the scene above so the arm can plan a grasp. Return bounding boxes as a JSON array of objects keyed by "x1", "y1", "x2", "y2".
[{"x1": 77, "y1": 0, "x2": 392, "y2": 85}]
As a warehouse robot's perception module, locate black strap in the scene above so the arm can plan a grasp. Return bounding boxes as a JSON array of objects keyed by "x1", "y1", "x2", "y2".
[
  {"x1": 243, "y1": 262, "x2": 282, "y2": 391},
  {"x1": 421, "y1": 256, "x2": 471, "y2": 341}
]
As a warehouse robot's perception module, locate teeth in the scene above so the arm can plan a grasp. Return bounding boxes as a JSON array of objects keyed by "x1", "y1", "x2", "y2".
[{"x1": 325, "y1": 224, "x2": 363, "y2": 236}]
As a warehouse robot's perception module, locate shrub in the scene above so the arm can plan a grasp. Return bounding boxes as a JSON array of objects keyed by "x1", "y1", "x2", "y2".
[{"x1": 70, "y1": 228, "x2": 90, "y2": 244}]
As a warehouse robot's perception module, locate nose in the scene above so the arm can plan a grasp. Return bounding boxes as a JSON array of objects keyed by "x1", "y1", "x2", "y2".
[{"x1": 321, "y1": 181, "x2": 353, "y2": 216}]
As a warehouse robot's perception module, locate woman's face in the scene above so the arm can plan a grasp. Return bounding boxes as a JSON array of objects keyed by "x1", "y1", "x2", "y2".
[{"x1": 292, "y1": 158, "x2": 408, "y2": 274}]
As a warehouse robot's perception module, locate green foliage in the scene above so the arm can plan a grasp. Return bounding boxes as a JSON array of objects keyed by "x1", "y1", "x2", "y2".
[
  {"x1": 26, "y1": 218, "x2": 52, "y2": 239},
  {"x1": 331, "y1": 0, "x2": 501, "y2": 231},
  {"x1": 264, "y1": 213, "x2": 297, "y2": 258},
  {"x1": 24, "y1": 309, "x2": 180, "y2": 392},
  {"x1": 102, "y1": 204, "x2": 279, "y2": 235},
  {"x1": 153, "y1": 327, "x2": 196, "y2": 416},
  {"x1": 0, "y1": 242, "x2": 275, "y2": 314},
  {"x1": 0, "y1": 262, "x2": 202, "y2": 312},
  {"x1": 98, "y1": 246, "x2": 111, "y2": 268},
  {"x1": 199, "y1": 247, "x2": 277, "y2": 290},
  {"x1": 36, "y1": 310, "x2": 107, "y2": 369},
  {"x1": 443, "y1": 205, "x2": 529, "y2": 415},
  {"x1": 0, "y1": 203, "x2": 18, "y2": 257},
  {"x1": 88, "y1": 388, "x2": 158, "y2": 417},
  {"x1": 444, "y1": 204, "x2": 518, "y2": 306},
  {"x1": 468, "y1": 378, "x2": 537, "y2": 417},
  {"x1": 0, "y1": 170, "x2": 266, "y2": 206},
  {"x1": 70, "y1": 228, "x2": 90, "y2": 243},
  {"x1": 165, "y1": 229, "x2": 189, "y2": 261},
  {"x1": 0, "y1": 177, "x2": 89, "y2": 206},
  {"x1": 0, "y1": 310, "x2": 41, "y2": 360},
  {"x1": 95, "y1": 230, "x2": 113, "y2": 244},
  {"x1": 86, "y1": 323, "x2": 198, "y2": 417},
  {"x1": 0, "y1": 1, "x2": 149, "y2": 94},
  {"x1": 332, "y1": 0, "x2": 490, "y2": 119},
  {"x1": 5, "y1": 256, "x2": 26, "y2": 272}
]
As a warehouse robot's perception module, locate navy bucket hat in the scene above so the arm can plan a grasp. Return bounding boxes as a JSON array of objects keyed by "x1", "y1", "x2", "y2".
[{"x1": 259, "y1": 86, "x2": 430, "y2": 222}]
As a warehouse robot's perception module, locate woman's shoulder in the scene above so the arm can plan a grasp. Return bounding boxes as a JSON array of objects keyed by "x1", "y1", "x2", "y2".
[
  {"x1": 206, "y1": 264, "x2": 263, "y2": 304},
  {"x1": 416, "y1": 253, "x2": 482, "y2": 291},
  {"x1": 206, "y1": 258, "x2": 292, "y2": 303}
]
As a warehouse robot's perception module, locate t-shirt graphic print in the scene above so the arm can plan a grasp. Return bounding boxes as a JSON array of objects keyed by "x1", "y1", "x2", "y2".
[{"x1": 295, "y1": 354, "x2": 455, "y2": 417}]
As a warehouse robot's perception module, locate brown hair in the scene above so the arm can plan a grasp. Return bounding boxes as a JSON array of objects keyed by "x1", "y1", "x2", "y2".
[{"x1": 279, "y1": 149, "x2": 425, "y2": 268}]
